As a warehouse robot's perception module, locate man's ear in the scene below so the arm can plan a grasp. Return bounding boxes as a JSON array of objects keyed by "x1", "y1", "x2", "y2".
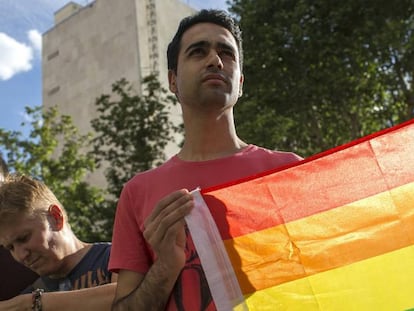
[
  {"x1": 168, "y1": 69, "x2": 178, "y2": 94},
  {"x1": 48, "y1": 204, "x2": 64, "y2": 231}
]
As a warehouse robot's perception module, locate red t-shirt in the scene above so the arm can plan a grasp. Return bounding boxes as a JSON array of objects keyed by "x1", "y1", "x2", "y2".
[{"x1": 109, "y1": 145, "x2": 301, "y2": 310}]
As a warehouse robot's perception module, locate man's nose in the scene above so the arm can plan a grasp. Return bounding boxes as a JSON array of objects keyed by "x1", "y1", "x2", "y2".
[{"x1": 206, "y1": 51, "x2": 224, "y2": 69}]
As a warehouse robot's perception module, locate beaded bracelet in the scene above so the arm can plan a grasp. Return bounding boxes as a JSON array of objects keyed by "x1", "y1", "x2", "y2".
[{"x1": 31, "y1": 288, "x2": 44, "y2": 311}]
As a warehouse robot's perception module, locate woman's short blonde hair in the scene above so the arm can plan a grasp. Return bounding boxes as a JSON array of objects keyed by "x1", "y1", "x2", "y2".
[{"x1": 0, "y1": 174, "x2": 66, "y2": 226}]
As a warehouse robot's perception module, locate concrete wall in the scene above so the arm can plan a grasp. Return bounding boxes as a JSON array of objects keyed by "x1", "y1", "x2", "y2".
[{"x1": 42, "y1": 0, "x2": 195, "y2": 189}]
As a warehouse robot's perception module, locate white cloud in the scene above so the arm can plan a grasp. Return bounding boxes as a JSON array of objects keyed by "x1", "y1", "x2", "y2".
[
  {"x1": 28, "y1": 29, "x2": 42, "y2": 52},
  {"x1": 0, "y1": 32, "x2": 33, "y2": 80}
]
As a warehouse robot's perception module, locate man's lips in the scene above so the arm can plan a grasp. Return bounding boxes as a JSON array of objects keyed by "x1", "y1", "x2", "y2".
[{"x1": 202, "y1": 73, "x2": 227, "y2": 84}]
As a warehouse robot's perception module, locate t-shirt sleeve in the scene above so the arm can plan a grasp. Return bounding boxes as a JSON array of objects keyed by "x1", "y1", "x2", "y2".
[{"x1": 108, "y1": 183, "x2": 151, "y2": 274}]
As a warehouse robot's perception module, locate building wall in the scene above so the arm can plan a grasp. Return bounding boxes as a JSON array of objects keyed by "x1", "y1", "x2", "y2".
[
  {"x1": 42, "y1": 0, "x2": 195, "y2": 188},
  {"x1": 156, "y1": 0, "x2": 198, "y2": 133}
]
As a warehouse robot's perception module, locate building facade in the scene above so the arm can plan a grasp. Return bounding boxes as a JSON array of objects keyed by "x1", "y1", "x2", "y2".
[{"x1": 42, "y1": 0, "x2": 195, "y2": 188}]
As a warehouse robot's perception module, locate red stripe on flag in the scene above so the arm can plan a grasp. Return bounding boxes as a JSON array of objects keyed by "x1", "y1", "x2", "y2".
[{"x1": 202, "y1": 120, "x2": 414, "y2": 240}]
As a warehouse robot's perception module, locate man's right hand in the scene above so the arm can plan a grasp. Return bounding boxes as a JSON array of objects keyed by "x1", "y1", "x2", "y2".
[
  {"x1": 112, "y1": 189, "x2": 195, "y2": 311},
  {"x1": 143, "y1": 189, "x2": 194, "y2": 275}
]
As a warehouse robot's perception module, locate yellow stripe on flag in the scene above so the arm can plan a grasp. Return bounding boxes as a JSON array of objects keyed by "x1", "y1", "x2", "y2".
[{"x1": 246, "y1": 245, "x2": 414, "y2": 310}]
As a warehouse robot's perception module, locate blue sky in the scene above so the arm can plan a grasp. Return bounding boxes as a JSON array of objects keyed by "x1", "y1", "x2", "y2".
[{"x1": 0, "y1": 0, "x2": 228, "y2": 137}]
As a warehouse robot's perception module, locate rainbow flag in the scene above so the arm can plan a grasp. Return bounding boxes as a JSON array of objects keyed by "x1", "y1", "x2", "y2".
[{"x1": 187, "y1": 119, "x2": 414, "y2": 310}]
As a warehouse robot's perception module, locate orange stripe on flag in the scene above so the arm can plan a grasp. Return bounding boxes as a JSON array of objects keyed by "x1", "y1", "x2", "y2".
[{"x1": 224, "y1": 182, "x2": 414, "y2": 294}]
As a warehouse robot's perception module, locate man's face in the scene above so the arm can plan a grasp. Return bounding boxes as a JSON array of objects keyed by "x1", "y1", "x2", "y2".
[
  {"x1": 0, "y1": 212, "x2": 62, "y2": 276},
  {"x1": 169, "y1": 22, "x2": 244, "y2": 112}
]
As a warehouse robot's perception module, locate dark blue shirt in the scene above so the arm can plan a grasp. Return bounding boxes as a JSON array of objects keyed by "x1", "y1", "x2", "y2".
[{"x1": 22, "y1": 243, "x2": 112, "y2": 292}]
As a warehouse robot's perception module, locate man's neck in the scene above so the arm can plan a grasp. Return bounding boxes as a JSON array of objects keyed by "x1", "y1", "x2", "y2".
[
  {"x1": 48, "y1": 234, "x2": 91, "y2": 279},
  {"x1": 178, "y1": 111, "x2": 248, "y2": 161},
  {"x1": 178, "y1": 138, "x2": 248, "y2": 161}
]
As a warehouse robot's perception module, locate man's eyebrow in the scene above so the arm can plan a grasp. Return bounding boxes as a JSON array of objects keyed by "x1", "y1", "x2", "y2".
[
  {"x1": 216, "y1": 41, "x2": 236, "y2": 53},
  {"x1": 184, "y1": 40, "x2": 236, "y2": 55},
  {"x1": 184, "y1": 40, "x2": 210, "y2": 54}
]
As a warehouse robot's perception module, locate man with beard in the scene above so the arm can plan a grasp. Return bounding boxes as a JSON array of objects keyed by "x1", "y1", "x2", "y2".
[{"x1": 109, "y1": 9, "x2": 302, "y2": 311}]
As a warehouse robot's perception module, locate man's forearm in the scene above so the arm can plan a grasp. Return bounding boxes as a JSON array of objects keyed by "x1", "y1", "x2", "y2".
[
  {"x1": 0, "y1": 283, "x2": 116, "y2": 311},
  {"x1": 43, "y1": 283, "x2": 116, "y2": 311},
  {"x1": 112, "y1": 261, "x2": 181, "y2": 311}
]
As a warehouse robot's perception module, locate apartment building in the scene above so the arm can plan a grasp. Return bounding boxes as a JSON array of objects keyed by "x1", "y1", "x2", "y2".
[{"x1": 42, "y1": 0, "x2": 196, "y2": 187}]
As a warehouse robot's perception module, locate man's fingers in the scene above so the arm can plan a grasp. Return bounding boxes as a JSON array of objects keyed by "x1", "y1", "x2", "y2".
[
  {"x1": 144, "y1": 218, "x2": 188, "y2": 255},
  {"x1": 143, "y1": 189, "x2": 194, "y2": 247},
  {"x1": 145, "y1": 189, "x2": 193, "y2": 226}
]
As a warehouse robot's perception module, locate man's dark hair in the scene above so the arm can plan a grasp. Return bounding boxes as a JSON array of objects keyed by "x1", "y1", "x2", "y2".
[{"x1": 167, "y1": 9, "x2": 243, "y2": 73}]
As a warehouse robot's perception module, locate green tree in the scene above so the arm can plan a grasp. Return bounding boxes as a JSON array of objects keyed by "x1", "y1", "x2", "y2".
[
  {"x1": 91, "y1": 74, "x2": 180, "y2": 207},
  {"x1": 229, "y1": 0, "x2": 414, "y2": 156},
  {"x1": 0, "y1": 106, "x2": 108, "y2": 241}
]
